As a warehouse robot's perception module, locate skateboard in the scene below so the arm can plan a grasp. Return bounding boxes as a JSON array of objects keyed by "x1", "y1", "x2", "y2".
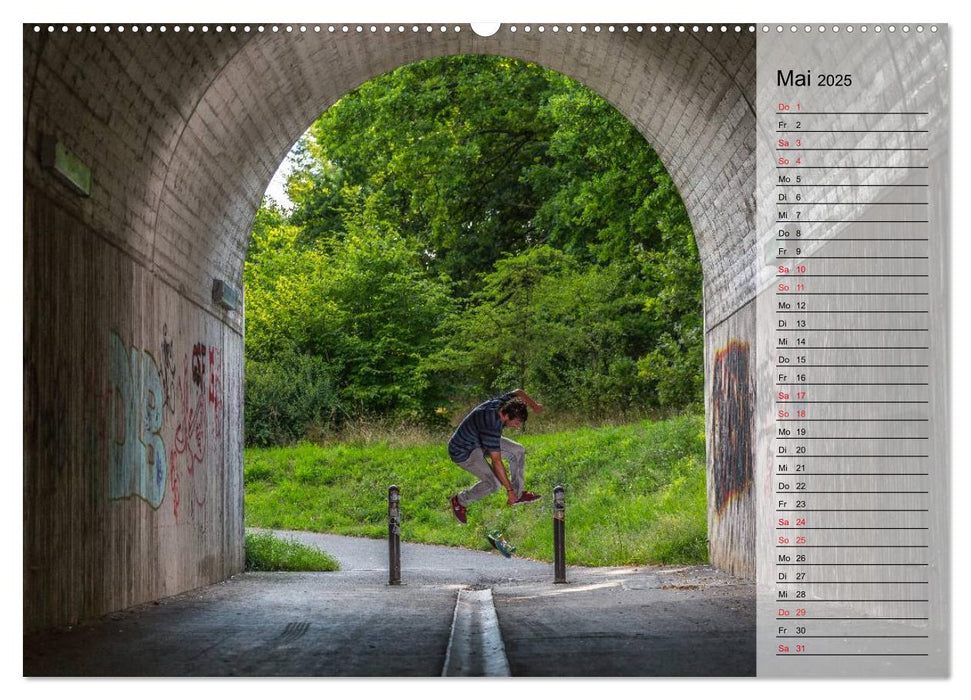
[{"x1": 487, "y1": 529, "x2": 516, "y2": 558}]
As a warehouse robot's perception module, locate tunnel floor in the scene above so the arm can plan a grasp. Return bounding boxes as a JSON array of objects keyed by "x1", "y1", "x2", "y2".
[{"x1": 24, "y1": 532, "x2": 756, "y2": 677}]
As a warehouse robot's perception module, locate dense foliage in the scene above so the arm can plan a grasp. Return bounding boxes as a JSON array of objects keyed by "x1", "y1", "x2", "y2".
[{"x1": 244, "y1": 54, "x2": 703, "y2": 446}]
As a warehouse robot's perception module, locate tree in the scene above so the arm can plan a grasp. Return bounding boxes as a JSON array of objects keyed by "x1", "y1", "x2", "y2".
[
  {"x1": 289, "y1": 56, "x2": 562, "y2": 292},
  {"x1": 425, "y1": 245, "x2": 658, "y2": 418},
  {"x1": 243, "y1": 54, "x2": 705, "y2": 443},
  {"x1": 244, "y1": 202, "x2": 455, "y2": 442}
]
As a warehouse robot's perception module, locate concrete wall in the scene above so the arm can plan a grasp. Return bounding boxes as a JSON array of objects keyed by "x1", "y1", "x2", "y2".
[
  {"x1": 23, "y1": 23, "x2": 758, "y2": 629},
  {"x1": 23, "y1": 28, "x2": 250, "y2": 630},
  {"x1": 23, "y1": 184, "x2": 245, "y2": 629},
  {"x1": 705, "y1": 303, "x2": 756, "y2": 578}
]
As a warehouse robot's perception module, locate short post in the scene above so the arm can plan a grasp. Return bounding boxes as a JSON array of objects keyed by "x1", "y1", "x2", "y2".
[
  {"x1": 388, "y1": 485, "x2": 401, "y2": 585},
  {"x1": 553, "y1": 485, "x2": 566, "y2": 584}
]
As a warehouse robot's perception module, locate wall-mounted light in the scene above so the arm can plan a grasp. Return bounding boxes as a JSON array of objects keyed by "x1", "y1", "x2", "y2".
[
  {"x1": 212, "y1": 279, "x2": 240, "y2": 311},
  {"x1": 40, "y1": 135, "x2": 92, "y2": 197}
]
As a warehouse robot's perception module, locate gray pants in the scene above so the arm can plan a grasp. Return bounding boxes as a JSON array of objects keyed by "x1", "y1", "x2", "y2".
[{"x1": 454, "y1": 437, "x2": 525, "y2": 506}]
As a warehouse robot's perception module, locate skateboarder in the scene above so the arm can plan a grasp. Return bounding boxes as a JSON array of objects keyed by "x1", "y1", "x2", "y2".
[{"x1": 447, "y1": 389, "x2": 544, "y2": 524}]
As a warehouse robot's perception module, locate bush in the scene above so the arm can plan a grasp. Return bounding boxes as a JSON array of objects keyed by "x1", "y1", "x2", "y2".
[
  {"x1": 244, "y1": 531, "x2": 340, "y2": 571},
  {"x1": 244, "y1": 351, "x2": 339, "y2": 446}
]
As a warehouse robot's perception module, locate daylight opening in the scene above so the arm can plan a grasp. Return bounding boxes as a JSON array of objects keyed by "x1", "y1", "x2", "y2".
[{"x1": 242, "y1": 54, "x2": 707, "y2": 568}]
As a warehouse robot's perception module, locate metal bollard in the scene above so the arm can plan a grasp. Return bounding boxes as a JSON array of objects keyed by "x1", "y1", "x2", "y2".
[
  {"x1": 388, "y1": 485, "x2": 401, "y2": 585},
  {"x1": 553, "y1": 485, "x2": 566, "y2": 584}
]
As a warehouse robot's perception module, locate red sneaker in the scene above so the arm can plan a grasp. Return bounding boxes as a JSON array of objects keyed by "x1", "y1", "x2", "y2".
[
  {"x1": 450, "y1": 494, "x2": 467, "y2": 524},
  {"x1": 513, "y1": 491, "x2": 542, "y2": 506}
]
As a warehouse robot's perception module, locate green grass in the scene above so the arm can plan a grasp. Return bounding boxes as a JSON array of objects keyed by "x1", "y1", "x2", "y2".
[
  {"x1": 244, "y1": 531, "x2": 340, "y2": 572},
  {"x1": 244, "y1": 413, "x2": 708, "y2": 567}
]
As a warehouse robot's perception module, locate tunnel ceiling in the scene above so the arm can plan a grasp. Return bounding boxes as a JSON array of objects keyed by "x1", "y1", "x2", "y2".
[{"x1": 24, "y1": 24, "x2": 756, "y2": 331}]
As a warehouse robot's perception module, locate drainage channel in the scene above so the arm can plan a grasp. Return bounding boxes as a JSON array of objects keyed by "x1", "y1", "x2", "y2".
[{"x1": 441, "y1": 588, "x2": 511, "y2": 677}]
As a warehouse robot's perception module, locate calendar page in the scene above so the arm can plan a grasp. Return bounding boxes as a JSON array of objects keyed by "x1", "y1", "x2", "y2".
[
  {"x1": 755, "y1": 24, "x2": 948, "y2": 677},
  {"x1": 18, "y1": 6, "x2": 957, "y2": 682}
]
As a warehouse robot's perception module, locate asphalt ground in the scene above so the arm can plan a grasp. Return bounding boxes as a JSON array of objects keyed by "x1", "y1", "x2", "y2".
[{"x1": 23, "y1": 530, "x2": 755, "y2": 677}]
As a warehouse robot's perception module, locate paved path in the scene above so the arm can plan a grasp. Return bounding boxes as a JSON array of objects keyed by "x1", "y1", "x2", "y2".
[{"x1": 24, "y1": 530, "x2": 755, "y2": 677}]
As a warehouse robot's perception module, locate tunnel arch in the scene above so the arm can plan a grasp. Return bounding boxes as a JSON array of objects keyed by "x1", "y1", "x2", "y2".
[
  {"x1": 152, "y1": 28, "x2": 756, "y2": 330},
  {"x1": 24, "y1": 24, "x2": 757, "y2": 630}
]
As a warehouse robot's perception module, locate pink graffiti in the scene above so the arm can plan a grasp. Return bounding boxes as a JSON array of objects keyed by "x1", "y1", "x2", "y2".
[
  {"x1": 191, "y1": 343, "x2": 207, "y2": 388},
  {"x1": 169, "y1": 348, "x2": 210, "y2": 520},
  {"x1": 208, "y1": 346, "x2": 223, "y2": 440},
  {"x1": 169, "y1": 457, "x2": 181, "y2": 521}
]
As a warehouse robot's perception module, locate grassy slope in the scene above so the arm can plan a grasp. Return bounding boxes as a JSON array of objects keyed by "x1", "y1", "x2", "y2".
[{"x1": 244, "y1": 414, "x2": 707, "y2": 567}]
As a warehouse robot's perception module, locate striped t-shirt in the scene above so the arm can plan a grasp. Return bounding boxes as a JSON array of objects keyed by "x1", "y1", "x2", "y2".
[{"x1": 447, "y1": 392, "x2": 516, "y2": 462}]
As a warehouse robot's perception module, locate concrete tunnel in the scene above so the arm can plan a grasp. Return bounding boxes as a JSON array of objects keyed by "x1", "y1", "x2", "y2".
[{"x1": 23, "y1": 23, "x2": 758, "y2": 631}]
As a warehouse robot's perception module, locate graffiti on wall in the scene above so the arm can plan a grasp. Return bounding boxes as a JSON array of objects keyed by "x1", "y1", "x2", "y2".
[
  {"x1": 208, "y1": 346, "x2": 223, "y2": 440},
  {"x1": 107, "y1": 332, "x2": 169, "y2": 508},
  {"x1": 168, "y1": 342, "x2": 222, "y2": 520},
  {"x1": 105, "y1": 329, "x2": 225, "y2": 518},
  {"x1": 191, "y1": 343, "x2": 207, "y2": 388},
  {"x1": 160, "y1": 324, "x2": 177, "y2": 415},
  {"x1": 710, "y1": 339, "x2": 753, "y2": 515}
]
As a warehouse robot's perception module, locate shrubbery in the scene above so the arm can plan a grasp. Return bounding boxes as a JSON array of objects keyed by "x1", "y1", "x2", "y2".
[
  {"x1": 244, "y1": 352, "x2": 339, "y2": 447},
  {"x1": 244, "y1": 531, "x2": 339, "y2": 572}
]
